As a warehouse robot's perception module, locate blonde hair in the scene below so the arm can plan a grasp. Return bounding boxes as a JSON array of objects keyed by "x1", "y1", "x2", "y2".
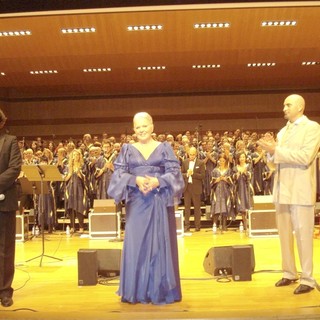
[
  {"x1": 133, "y1": 112, "x2": 153, "y2": 125},
  {"x1": 69, "y1": 149, "x2": 84, "y2": 169}
]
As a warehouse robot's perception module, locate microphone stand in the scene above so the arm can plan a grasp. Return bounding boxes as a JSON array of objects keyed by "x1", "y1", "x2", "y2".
[{"x1": 23, "y1": 165, "x2": 63, "y2": 266}]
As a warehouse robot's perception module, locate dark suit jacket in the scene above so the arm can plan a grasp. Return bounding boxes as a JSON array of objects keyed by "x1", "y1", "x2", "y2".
[
  {"x1": 181, "y1": 158, "x2": 205, "y2": 195},
  {"x1": 0, "y1": 129, "x2": 22, "y2": 212}
]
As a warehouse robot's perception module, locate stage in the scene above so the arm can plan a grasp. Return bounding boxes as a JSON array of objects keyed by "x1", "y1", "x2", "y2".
[{"x1": 3, "y1": 226, "x2": 320, "y2": 320}]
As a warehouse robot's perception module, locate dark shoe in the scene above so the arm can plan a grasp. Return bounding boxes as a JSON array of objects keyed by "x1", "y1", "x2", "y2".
[
  {"x1": 195, "y1": 228, "x2": 201, "y2": 232},
  {"x1": 294, "y1": 284, "x2": 314, "y2": 295},
  {"x1": 184, "y1": 227, "x2": 190, "y2": 232},
  {"x1": 275, "y1": 278, "x2": 298, "y2": 287},
  {"x1": 1, "y1": 297, "x2": 13, "y2": 307}
]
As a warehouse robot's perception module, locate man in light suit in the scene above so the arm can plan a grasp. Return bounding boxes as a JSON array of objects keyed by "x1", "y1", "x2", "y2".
[
  {"x1": 0, "y1": 109, "x2": 22, "y2": 307},
  {"x1": 181, "y1": 147, "x2": 205, "y2": 231},
  {"x1": 258, "y1": 94, "x2": 320, "y2": 295}
]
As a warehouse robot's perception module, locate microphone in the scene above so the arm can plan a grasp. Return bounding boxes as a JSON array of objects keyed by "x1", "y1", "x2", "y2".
[{"x1": 0, "y1": 194, "x2": 5, "y2": 201}]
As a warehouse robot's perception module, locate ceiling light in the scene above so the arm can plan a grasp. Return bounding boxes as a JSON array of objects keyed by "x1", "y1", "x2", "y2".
[
  {"x1": 0, "y1": 30, "x2": 32, "y2": 37},
  {"x1": 61, "y1": 27, "x2": 96, "y2": 34},
  {"x1": 192, "y1": 64, "x2": 221, "y2": 69},
  {"x1": 0, "y1": 72, "x2": 5, "y2": 76},
  {"x1": 137, "y1": 66, "x2": 166, "y2": 71},
  {"x1": 247, "y1": 62, "x2": 276, "y2": 67},
  {"x1": 302, "y1": 61, "x2": 319, "y2": 66},
  {"x1": 30, "y1": 70, "x2": 58, "y2": 75},
  {"x1": 261, "y1": 20, "x2": 297, "y2": 27},
  {"x1": 194, "y1": 22, "x2": 230, "y2": 29},
  {"x1": 127, "y1": 25, "x2": 163, "y2": 31},
  {"x1": 83, "y1": 68, "x2": 111, "y2": 72}
]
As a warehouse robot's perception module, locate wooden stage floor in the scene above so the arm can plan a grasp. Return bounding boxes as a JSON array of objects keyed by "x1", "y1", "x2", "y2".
[{"x1": 2, "y1": 226, "x2": 320, "y2": 320}]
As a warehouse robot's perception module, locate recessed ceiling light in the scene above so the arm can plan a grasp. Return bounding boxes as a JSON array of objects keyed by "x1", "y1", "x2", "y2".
[
  {"x1": 83, "y1": 68, "x2": 111, "y2": 72},
  {"x1": 30, "y1": 70, "x2": 58, "y2": 74},
  {"x1": 0, "y1": 72, "x2": 5, "y2": 76},
  {"x1": 127, "y1": 25, "x2": 163, "y2": 31},
  {"x1": 61, "y1": 27, "x2": 96, "y2": 34},
  {"x1": 194, "y1": 22, "x2": 230, "y2": 29},
  {"x1": 192, "y1": 64, "x2": 221, "y2": 69},
  {"x1": 261, "y1": 20, "x2": 297, "y2": 27},
  {"x1": 247, "y1": 62, "x2": 276, "y2": 67},
  {"x1": 0, "y1": 30, "x2": 32, "y2": 37},
  {"x1": 302, "y1": 61, "x2": 319, "y2": 66},
  {"x1": 137, "y1": 66, "x2": 166, "y2": 71}
]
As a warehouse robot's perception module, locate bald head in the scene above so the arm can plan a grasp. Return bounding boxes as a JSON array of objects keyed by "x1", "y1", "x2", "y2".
[
  {"x1": 283, "y1": 94, "x2": 305, "y2": 122},
  {"x1": 287, "y1": 94, "x2": 305, "y2": 110}
]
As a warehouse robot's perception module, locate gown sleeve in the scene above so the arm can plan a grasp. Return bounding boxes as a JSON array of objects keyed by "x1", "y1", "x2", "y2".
[
  {"x1": 157, "y1": 142, "x2": 185, "y2": 206},
  {"x1": 107, "y1": 144, "x2": 136, "y2": 204}
]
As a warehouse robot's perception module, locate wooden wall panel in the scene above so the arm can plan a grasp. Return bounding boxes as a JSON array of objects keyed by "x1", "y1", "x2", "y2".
[{"x1": 3, "y1": 92, "x2": 320, "y2": 141}]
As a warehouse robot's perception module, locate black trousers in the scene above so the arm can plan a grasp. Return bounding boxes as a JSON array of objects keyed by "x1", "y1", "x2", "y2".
[
  {"x1": 0, "y1": 211, "x2": 16, "y2": 299},
  {"x1": 184, "y1": 188, "x2": 202, "y2": 230}
]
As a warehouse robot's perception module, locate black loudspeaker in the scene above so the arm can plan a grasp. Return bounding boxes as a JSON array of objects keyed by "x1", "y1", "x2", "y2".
[
  {"x1": 203, "y1": 246, "x2": 233, "y2": 276},
  {"x1": 203, "y1": 245, "x2": 255, "y2": 278},
  {"x1": 95, "y1": 248, "x2": 121, "y2": 277},
  {"x1": 77, "y1": 249, "x2": 98, "y2": 286},
  {"x1": 232, "y1": 245, "x2": 253, "y2": 281}
]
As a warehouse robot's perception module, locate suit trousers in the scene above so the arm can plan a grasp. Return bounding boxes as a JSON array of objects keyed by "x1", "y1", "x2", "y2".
[
  {"x1": 184, "y1": 186, "x2": 202, "y2": 230},
  {"x1": 0, "y1": 211, "x2": 16, "y2": 298},
  {"x1": 275, "y1": 203, "x2": 315, "y2": 287}
]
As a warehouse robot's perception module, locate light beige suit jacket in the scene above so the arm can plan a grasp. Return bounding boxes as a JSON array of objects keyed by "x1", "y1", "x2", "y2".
[{"x1": 273, "y1": 115, "x2": 320, "y2": 206}]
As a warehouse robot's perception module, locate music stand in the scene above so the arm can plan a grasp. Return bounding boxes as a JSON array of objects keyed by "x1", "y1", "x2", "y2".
[
  {"x1": 22, "y1": 165, "x2": 64, "y2": 266},
  {"x1": 19, "y1": 176, "x2": 48, "y2": 240}
]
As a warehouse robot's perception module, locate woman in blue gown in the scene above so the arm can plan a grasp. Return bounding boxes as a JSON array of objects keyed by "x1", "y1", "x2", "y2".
[
  {"x1": 251, "y1": 144, "x2": 267, "y2": 195},
  {"x1": 65, "y1": 149, "x2": 87, "y2": 233},
  {"x1": 95, "y1": 142, "x2": 116, "y2": 199},
  {"x1": 232, "y1": 152, "x2": 254, "y2": 230},
  {"x1": 108, "y1": 112, "x2": 184, "y2": 305},
  {"x1": 210, "y1": 153, "x2": 233, "y2": 231}
]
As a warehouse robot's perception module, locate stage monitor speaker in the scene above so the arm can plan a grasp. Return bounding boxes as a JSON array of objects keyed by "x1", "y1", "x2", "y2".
[
  {"x1": 203, "y1": 245, "x2": 255, "y2": 278},
  {"x1": 203, "y1": 246, "x2": 233, "y2": 276},
  {"x1": 93, "y1": 199, "x2": 116, "y2": 213},
  {"x1": 253, "y1": 195, "x2": 275, "y2": 210},
  {"x1": 232, "y1": 245, "x2": 253, "y2": 281},
  {"x1": 77, "y1": 249, "x2": 98, "y2": 286},
  {"x1": 95, "y1": 248, "x2": 121, "y2": 277}
]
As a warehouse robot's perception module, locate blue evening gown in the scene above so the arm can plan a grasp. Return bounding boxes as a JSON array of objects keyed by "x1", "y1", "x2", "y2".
[{"x1": 108, "y1": 142, "x2": 184, "y2": 304}]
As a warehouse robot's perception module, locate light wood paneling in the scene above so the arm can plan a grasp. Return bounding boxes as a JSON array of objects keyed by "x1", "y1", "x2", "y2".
[{"x1": 3, "y1": 92, "x2": 320, "y2": 140}]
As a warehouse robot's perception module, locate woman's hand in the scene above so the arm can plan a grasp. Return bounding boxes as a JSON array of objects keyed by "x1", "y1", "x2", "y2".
[
  {"x1": 136, "y1": 176, "x2": 150, "y2": 195},
  {"x1": 136, "y1": 175, "x2": 159, "y2": 195},
  {"x1": 145, "y1": 175, "x2": 159, "y2": 191}
]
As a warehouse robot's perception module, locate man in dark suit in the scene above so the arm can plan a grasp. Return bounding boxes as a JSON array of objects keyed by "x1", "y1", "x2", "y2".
[
  {"x1": 0, "y1": 108, "x2": 22, "y2": 307},
  {"x1": 181, "y1": 147, "x2": 205, "y2": 231}
]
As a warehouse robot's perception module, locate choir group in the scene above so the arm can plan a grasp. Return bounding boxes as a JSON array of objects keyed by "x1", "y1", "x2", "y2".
[{"x1": 17, "y1": 129, "x2": 277, "y2": 233}]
